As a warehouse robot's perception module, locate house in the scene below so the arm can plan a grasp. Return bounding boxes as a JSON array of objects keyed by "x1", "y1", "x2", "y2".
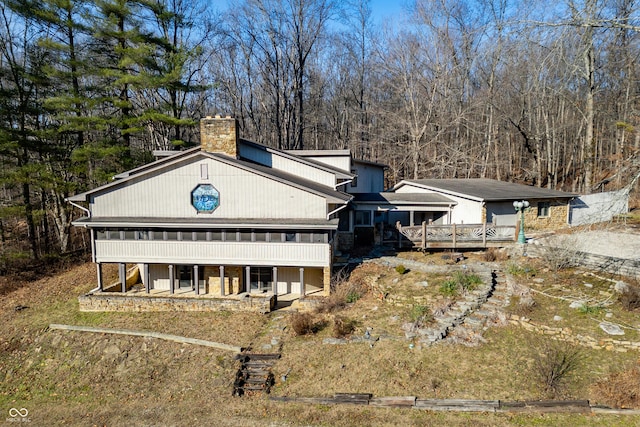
[
  {"x1": 389, "y1": 179, "x2": 577, "y2": 230},
  {"x1": 68, "y1": 116, "x2": 386, "y2": 306}
]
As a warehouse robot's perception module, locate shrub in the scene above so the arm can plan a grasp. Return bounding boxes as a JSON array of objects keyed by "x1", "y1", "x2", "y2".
[
  {"x1": 439, "y1": 280, "x2": 458, "y2": 296},
  {"x1": 506, "y1": 262, "x2": 537, "y2": 277},
  {"x1": 483, "y1": 248, "x2": 509, "y2": 262},
  {"x1": 537, "y1": 235, "x2": 580, "y2": 271},
  {"x1": 290, "y1": 312, "x2": 315, "y2": 336},
  {"x1": 318, "y1": 269, "x2": 369, "y2": 313},
  {"x1": 409, "y1": 304, "x2": 433, "y2": 326},
  {"x1": 591, "y1": 365, "x2": 640, "y2": 409},
  {"x1": 578, "y1": 303, "x2": 603, "y2": 315},
  {"x1": 332, "y1": 316, "x2": 357, "y2": 338},
  {"x1": 619, "y1": 285, "x2": 640, "y2": 311},
  {"x1": 439, "y1": 272, "x2": 483, "y2": 296},
  {"x1": 453, "y1": 271, "x2": 482, "y2": 291},
  {"x1": 531, "y1": 339, "x2": 583, "y2": 398},
  {"x1": 395, "y1": 264, "x2": 407, "y2": 274},
  {"x1": 345, "y1": 290, "x2": 361, "y2": 303},
  {"x1": 509, "y1": 294, "x2": 536, "y2": 316}
]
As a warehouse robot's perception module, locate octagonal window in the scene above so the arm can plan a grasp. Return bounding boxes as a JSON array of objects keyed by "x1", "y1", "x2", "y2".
[{"x1": 191, "y1": 184, "x2": 219, "y2": 213}]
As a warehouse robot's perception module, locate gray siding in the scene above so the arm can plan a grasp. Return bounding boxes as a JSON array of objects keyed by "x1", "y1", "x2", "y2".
[
  {"x1": 91, "y1": 157, "x2": 327, "y2": 219},
  {"x1": 239, "y1": 144, "x2": 338, "y2": 187}
]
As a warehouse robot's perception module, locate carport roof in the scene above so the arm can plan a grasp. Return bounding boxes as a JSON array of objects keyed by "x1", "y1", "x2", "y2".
[{"x1": 393, "y1": 179, "x2": 577, "y2": 202}]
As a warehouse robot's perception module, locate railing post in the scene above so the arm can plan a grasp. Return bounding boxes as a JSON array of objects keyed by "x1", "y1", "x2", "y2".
[
  {"x1": 396, "y1": 221, "x2": 402, "y2": 248},
  {"x1": 482, "y1": 222, "x2": 487, "y2": 247},
  {"x1": 452, "y1": 223, "x2": 457, "y2": 249},
  {"x1": 421, "y1": 221, "x2": 426, "y2": 250}
]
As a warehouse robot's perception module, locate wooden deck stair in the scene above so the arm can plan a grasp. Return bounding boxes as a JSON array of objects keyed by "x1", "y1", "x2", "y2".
[{"x1": 233, "y1": 353, "x2": 280, "y2": 396}]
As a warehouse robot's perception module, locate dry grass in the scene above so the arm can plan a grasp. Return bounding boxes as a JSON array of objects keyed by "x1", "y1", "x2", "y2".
[
  {"x1": 591, "y1": 363, "x2": 640, "y2": 409},
  {"x1": 2, "y1": 256, "x2": 640, "y2": 424}
]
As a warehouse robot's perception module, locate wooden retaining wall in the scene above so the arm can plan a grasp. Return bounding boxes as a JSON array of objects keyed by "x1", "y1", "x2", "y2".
[{"x1": 270, "y1": 394, "x2": 640, "y2": 414}]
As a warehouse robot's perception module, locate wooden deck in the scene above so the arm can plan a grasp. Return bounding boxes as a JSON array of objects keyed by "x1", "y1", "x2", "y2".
[{"x1": 394, "y1": 222, "x2": 516, "y2": 250}]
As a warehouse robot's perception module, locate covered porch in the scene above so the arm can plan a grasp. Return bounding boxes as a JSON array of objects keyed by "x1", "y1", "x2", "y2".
[{"x1": 95, "y1": 263, "x2": 328, "y2": 298}]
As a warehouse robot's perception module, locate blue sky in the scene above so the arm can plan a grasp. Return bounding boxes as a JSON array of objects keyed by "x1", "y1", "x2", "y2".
[{"x1": 370, "y1": 0, "x2": 406, "y2": 23}]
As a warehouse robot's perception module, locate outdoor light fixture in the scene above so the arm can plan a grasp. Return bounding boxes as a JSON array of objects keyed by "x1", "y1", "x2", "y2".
[{"x1": 513, "y1": 200, "x2": 530, "y2": 244}]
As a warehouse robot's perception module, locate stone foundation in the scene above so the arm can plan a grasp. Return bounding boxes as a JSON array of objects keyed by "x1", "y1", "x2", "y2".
[{"x1": 79, "y1": 292, "x2": 275, "y2": 313}]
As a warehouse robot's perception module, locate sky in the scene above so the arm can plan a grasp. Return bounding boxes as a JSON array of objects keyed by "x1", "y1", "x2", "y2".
[{"x1": 370, "y1": 0, "x2": 406, "y2": 24}]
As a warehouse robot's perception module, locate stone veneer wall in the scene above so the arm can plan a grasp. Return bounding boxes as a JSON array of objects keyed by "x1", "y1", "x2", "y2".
[
  {"x1": 79, "y1": 292, "x2": 275, "y2": 313},
  {"x1": 200, "y1": 116, "x2": 238, "y2": 157},
  {"x1": 524, "y1": 201, "x2": 569, "y2": 231}
]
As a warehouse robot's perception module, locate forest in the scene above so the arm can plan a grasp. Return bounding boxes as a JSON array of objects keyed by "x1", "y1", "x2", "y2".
[{"x1": 0, "y1": 0, "x2": 639, "y2": 264}]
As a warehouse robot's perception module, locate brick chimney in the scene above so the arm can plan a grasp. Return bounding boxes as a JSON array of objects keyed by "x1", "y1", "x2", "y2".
[{"x1": 200, "y1": 116, "x2": 238, "y2": 158}]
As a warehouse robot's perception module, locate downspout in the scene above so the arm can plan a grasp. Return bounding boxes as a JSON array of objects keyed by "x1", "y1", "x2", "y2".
[
  {"x1": 67, "y1": 199, "x2": 91, "y2": 218},
  {"x1": 334, "y1": 179, "x2": 353, "y2": 191},
  {"x1": 327, "y1": 202, "x2": 349, "y2": 220}
]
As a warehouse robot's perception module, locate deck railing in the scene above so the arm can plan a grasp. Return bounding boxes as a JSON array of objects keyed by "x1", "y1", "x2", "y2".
[{"x1": 395, "y1": 221, "x2": 516, "y2": 249}]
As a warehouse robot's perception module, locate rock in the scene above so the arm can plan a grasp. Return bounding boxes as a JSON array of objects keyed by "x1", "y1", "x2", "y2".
[
  {"x1": 261, "y1": 344, "x2": 273, "y2": 350},
  {"x1": 614, "y1": 281, "x2": 630, "y2": 294},
  {"x1": 569, "y1": 301, "x2": 584, "y2": 309},
  {"x1": 103, "y1": 344, "x2": 122, "y2": 358},
  {"x1": 583, "y1": 283, "x2": 593, "y2": 288},
  {"x1": 416, "y1": 281, "x2": 429, "y2": 287},
  {"x1": 605, "y1": 312, "x2": 613, "y2": 318},
  {"x1": 270, "y1": 338, "x2": 280, "y2": 346},
  {"x1": 553, "y1": 315, "x2": 563, "y2": 321},
  {"x1": 533, "y1": 278, "x2": 545, "y2": 283},
  {"x1": 599, "y1": 322, "x2": 625, "y2": 336},
  {"x1": 322, "y1": 338, "x2": 347, "y2": 345}
]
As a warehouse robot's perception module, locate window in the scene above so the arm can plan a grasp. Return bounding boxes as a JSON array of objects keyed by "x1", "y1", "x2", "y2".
[
  {"x1": 350, "y1": 169, "x2": 358, "y2": 188},
  {"x1": 537, "y1": 202, "x2": 550, "y2": 218},
  {"x1": 355, "y1": 211, "x2": 371, "y2": 226},
  {"x1": 285, "y1": 232, "x2": 297, "y2": 242},
  {"x1": 249, "y1": 267, "x2": 273, "y2": 293}
]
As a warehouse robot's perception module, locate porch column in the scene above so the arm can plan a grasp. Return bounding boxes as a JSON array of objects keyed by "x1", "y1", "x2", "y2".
[
  {"x1": 194, "y1": 265, "x2": 199, "y2": 295},
  {"x1": 119, "y1": 263, "x2": 126, "y2": 293},
  {"x1": 219, "y1": 266, "x2": 225, "y2": 296},
  {"x1": 169, "y1": 264, "x2": 175, "y2": 294},
  {"x1": 410, "y1": 210, "x2": 415, "y2": 226},
  {"x1": 299, "y1": 267, "x2": 305, "y2": 297},
  {"x1": 143, "y1": 264, "x2": 150, "y2": 293},
  {"x1": 96, "y1": 263, "x2": 103, "y2": 292},
  {"x1": 272, "y1": 267, "x2": 278, "y2": 294},
  {"x1": 245, "y1": 266, "x2": 251, "y2": 293}
]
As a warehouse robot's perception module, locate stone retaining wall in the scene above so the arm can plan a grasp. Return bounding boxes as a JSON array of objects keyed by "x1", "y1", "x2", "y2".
[
  {"x1": 527, "y1": 244, "x2": 640, "y2": 279},
  {"x1": 79, "y1": 292, "x2": 275, "y2": 313},
  {"x1": 509, "y1": 316, "x2": 640, "y2": 352}
]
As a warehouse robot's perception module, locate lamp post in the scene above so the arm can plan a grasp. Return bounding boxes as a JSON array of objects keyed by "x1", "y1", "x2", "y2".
[{"x1": 513, "y1": 200, "x2": 529, "y2": 244}]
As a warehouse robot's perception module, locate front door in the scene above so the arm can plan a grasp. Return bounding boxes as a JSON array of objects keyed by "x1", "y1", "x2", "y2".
[
  {"x1": 177, "y1": 265, "x2": 192, "y2": 290},
  {"x1": 250, "y1": 267, "x2": 273, "y2": 293}
]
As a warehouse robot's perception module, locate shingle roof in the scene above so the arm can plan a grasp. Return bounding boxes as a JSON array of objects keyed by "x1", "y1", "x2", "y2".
[{"x1": 397, "y1": 179, "x2": 577, "y2": 201}]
